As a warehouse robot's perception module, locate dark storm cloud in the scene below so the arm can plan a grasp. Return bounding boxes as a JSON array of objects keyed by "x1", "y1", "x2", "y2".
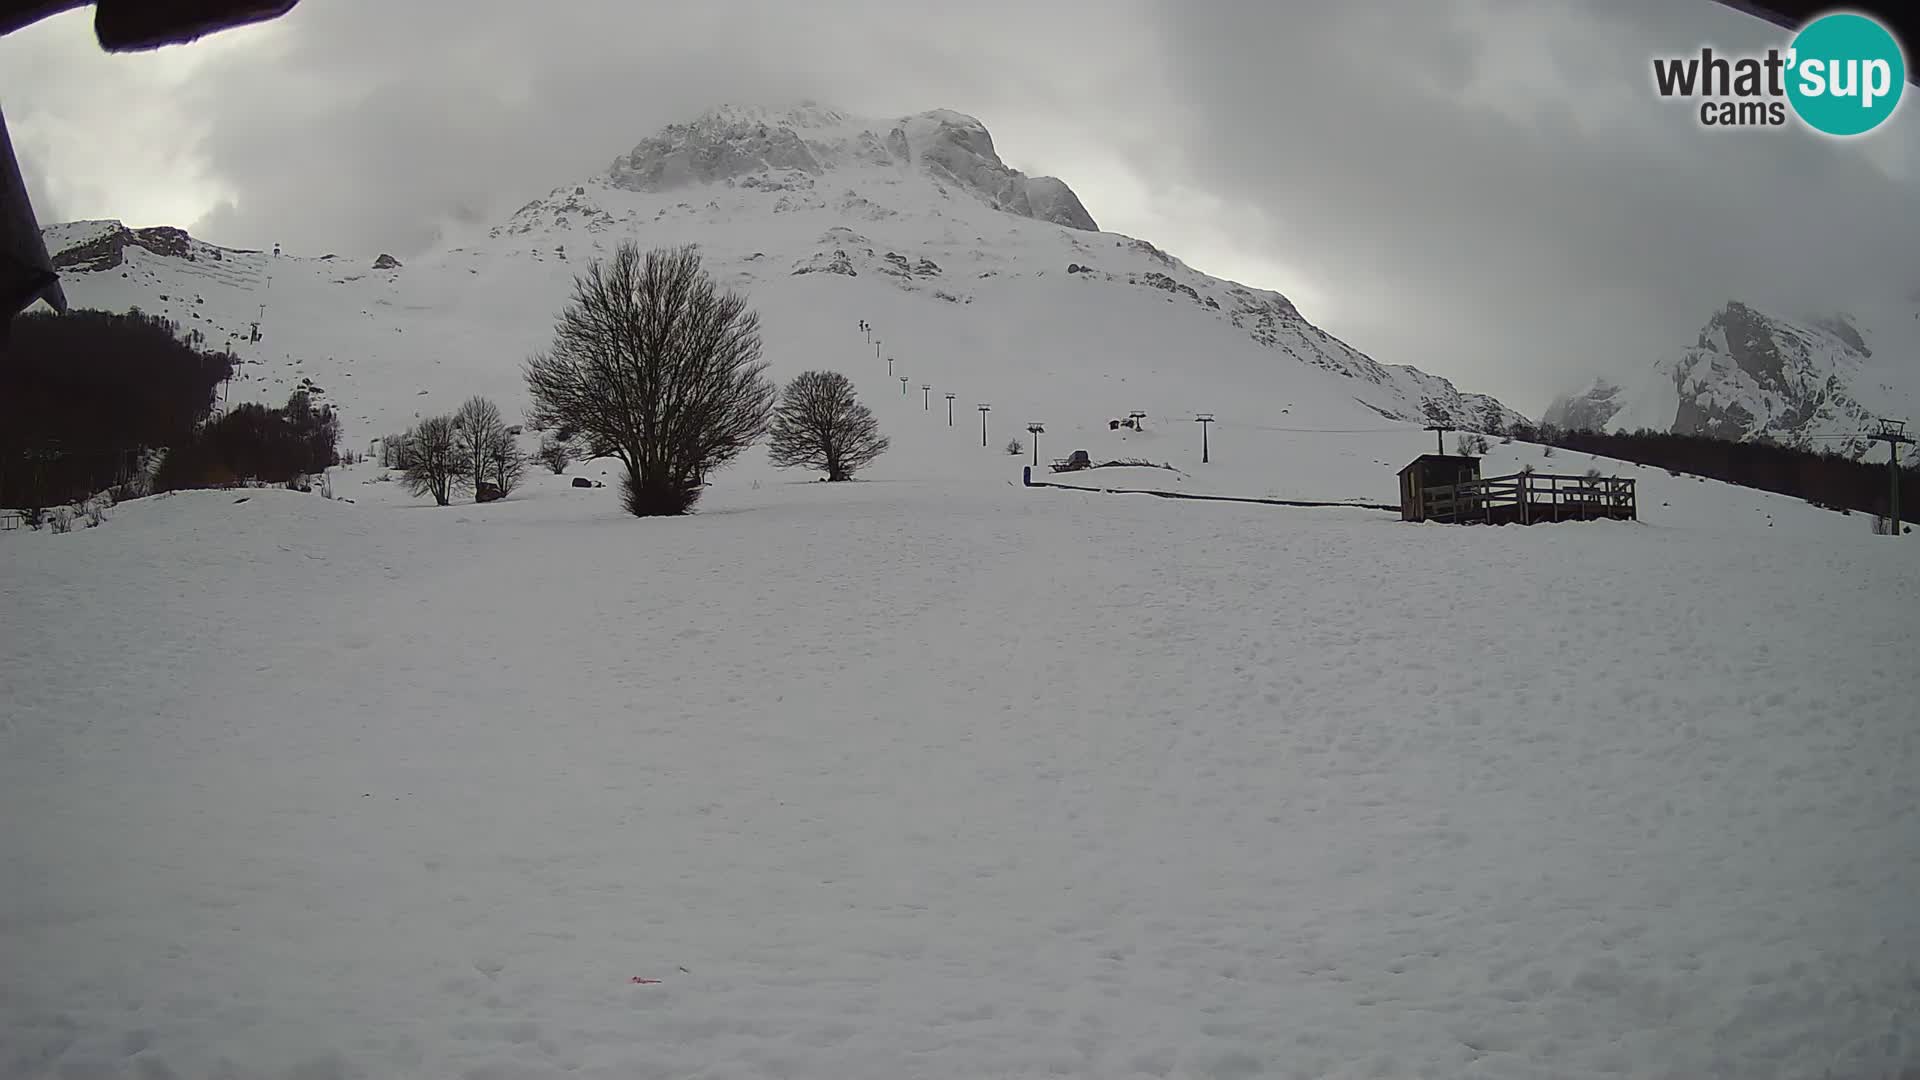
[
  {"x1": 2, "y1": 0, "x2": 1913, "y2": 413},
  {"x1": 170, "y1": 0, "x2": 1142, "y2": 255},
  {"x1": 1137, "y1": 0, "x2": 1920, "y2": 409}
]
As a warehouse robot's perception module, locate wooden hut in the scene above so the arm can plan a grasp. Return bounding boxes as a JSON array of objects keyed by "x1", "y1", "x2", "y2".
[
  {"x1": 1398, "y1": 454, "x2": 1482, "y2": 522},
  {"x1": 1399, "y1": 453, "x2": 1637, "y2": 525}
]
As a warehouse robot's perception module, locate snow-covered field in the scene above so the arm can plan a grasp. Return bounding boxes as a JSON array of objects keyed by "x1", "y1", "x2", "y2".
[
  {"x1": 10, "y1": 102, "x2": 1920, "y2": 1079},
  {"x1": 4, "y1": 469, "x2": 1918, "y2": 1080}
]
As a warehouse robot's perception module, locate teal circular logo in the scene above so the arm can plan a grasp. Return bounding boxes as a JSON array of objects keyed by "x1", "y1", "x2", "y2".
[{"x1": 1786, "y1": 13, "x2": 1905, "y2": 135}]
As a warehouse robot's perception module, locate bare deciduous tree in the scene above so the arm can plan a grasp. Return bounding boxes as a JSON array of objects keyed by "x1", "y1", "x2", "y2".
[
  {"x1": 379, "y1": 432, "x2": 417, "y2": 469},
  {"x1": 536, "y1": 433, "x2": 572, "y2": 474},
  {"x1": 401, "y1": 414, "x2": 468, "y2": 506},
  {"x1": 486, "y1": 425, "x2": 528, "y2": 498},
  {"x1": 767, "y1": 370, "x2": 889, "y2": 481},
  {"x1": 453, "y1": 396, "x2": 506, "y2": 501},
  {"x1": 523, "y1": 243, "x2": 774, "y2": 516}
]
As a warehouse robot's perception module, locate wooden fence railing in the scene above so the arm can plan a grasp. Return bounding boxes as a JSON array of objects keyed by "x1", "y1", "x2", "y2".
[{"x1": 1423, "y1": 471, "x2": 1635, "y2": 524}]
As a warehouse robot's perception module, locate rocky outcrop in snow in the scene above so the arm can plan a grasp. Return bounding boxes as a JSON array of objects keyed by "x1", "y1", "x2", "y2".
[
  {"x1": 608, "y1": 104, "x2": 1098, "y2": 232},
  {"x1": 1555, "y1": 300, "x2": 1920, "y2": 457},
  {"x1": 1021, "y1": 176, "x2": 1096, "y2": 232},
  {"x1": 1665, "y1": 304, "x2": 1876, "y2": 450},
  {"x1": 895, "y1": 110, "x2": 1098, "y2": 231},
  {"x1": 609, "y1": 115, "x2": 824, "y2": 192},
  {"x1": 49, "y1": 221, "x2": 234, "y2": 272}
]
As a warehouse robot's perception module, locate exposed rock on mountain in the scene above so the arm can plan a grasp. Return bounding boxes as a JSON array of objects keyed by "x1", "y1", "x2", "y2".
[
  {"x1": 1553, "y1": 299, "x2": 1920, "y2": 457},
  {"x1": 608, "y1": 104, "x2": 1098, "y2": 232}
]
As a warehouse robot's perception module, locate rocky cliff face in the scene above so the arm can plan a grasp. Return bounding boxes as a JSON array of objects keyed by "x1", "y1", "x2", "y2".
[
  {"x1": 48, "y1": 221, "x2": 238, "y2": 272},
  {"x1": 607, "y1": 104, "x2": 1099, "y2": 232},
  {"x1": 1550, "y1": 299, "x2": 1919, "y2": 457},
  {"x1": 1664, "y1": 303, "x2": 1892, "y2": 453}
]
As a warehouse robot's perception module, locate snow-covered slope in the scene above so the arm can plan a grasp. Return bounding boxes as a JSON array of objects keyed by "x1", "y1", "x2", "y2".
[
  {"x1": 40, "y1": 102, "x2": 1524, "y2": 477},
  {"x1": 1547, "y1": 298, "x2": 1920, "y2": 455}
]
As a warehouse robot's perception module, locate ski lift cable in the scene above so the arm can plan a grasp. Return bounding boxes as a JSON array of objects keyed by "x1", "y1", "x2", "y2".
[
  {"x1": 1183, "y1": 419, "x2": 1421, "y2": 434},
  {"x1": 1228, "y1": 424, "x2": 1420, "y2": 434}
]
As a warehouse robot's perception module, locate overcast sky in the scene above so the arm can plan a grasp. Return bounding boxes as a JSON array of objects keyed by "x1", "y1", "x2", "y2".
[{"x1": 3, "y1": 0, "x2": 1915, "y2": 414}]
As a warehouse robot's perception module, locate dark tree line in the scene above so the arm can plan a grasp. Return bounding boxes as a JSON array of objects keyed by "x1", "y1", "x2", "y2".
[
  {"x1": 1520, "y1": 425, "x2": 1919, "y2": 524},
  {"x1": 2, "y1": 309, "x2": 233, "y2": 508},
  {"x1": 154, "y1": 390, "x2": 341, "y2": 492},
  {"x1": 1, "y1": 308, "x2": 347, "y2": 506}
]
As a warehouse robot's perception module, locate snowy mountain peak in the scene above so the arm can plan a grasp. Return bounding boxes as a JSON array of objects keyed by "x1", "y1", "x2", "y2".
[
  {"x1": 1552, "y1": 298, "x2": 1920, "y2": 456},
  {"x1": 40, "y1": 99, "x2": 1531, "y2": 444},
  {"x1": 607, "y1": 104, "x2": 1099, "y2": 232},
  {"x1": 697, "y1": 101, "x2": 857, "y2": 130}
]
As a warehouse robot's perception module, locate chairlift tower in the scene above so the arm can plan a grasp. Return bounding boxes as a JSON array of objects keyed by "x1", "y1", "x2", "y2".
[{"x1": 1867, "y1": 419, "x2": 1914, "y2": 536}]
